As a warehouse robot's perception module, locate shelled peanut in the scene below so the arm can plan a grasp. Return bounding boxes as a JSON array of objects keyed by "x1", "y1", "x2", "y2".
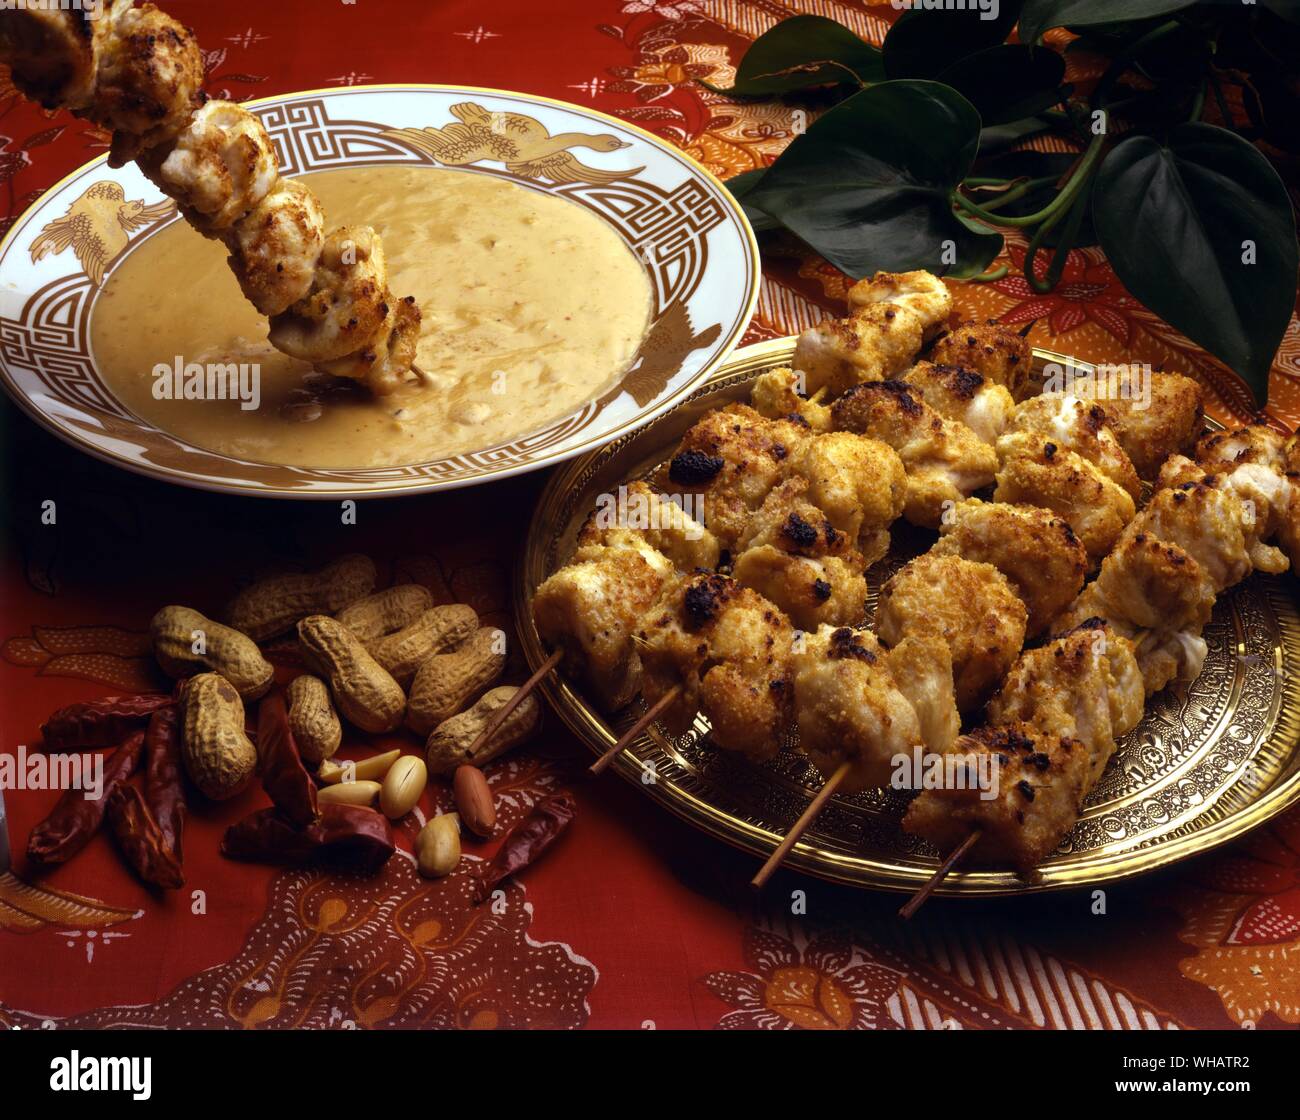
[
  {"x1": 379, "y1": 754, "x2": 427, "y2": 820},
  {"x1": 286, "y1": 674, "x2": 341, "y2": 763},
  {"x1": 316, "y1": 780, "x2": 382, "y2": 807},
  {"x1": 151, "y1": 606, "x2": 273, "y2": 701},
  {"x1": 453, "y1": 765, "x2": 496, "y2": 838},
  {"x1": 317, "y1": 748, "x2": 401, "y2": 785},
  {"x1": 416, "y1": 813, "x2": 461, "y2": 878},
  {"x1": 406, "y1": 627, "x2": 507, "y2": 736},
  {"x1": 297, "y1": 615, "x2": 405, "y2": 734},
  {"x1": 181, "y1": 673, "x2": 257, "y2": 800},
  {"x1": 425, "y1": 685, "x2": 540, "y2": 774},
  {"x1": 225, "y1": 554, "x2": 376, "y2": 641}
]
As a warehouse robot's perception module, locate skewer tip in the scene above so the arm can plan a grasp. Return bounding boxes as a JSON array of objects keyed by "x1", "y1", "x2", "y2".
[{"x1": 898, "y1": 828, "x2": 982, "y2": 920}]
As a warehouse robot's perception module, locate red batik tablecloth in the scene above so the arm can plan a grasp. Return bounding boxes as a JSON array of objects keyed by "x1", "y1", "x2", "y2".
[{"x1": 1, "y1": 1, "x2": 1299, "y2": 1031}]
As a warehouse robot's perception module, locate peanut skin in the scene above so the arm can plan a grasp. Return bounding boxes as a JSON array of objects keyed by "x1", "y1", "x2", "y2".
[
  {"x1": 405, "y1": 627, "x2": 506, "y2": 737},
  {"x1": 182, "y1": 673, "x2": 257, "y2": 800},
  {"x1": 297, "y1": 615, "x2": 405, "y2": 734},
  {"x1": 151, "y1": 605, "x2": 273, "y2": 701},
  {"x1": 225, "y1": 554, "x2": 376, "y2": 641}
]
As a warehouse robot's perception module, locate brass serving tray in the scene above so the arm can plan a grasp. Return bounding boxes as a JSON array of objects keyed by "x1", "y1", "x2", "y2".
[{"x1": 514, "y1": 337, "x2": 1300, "y2": 894}]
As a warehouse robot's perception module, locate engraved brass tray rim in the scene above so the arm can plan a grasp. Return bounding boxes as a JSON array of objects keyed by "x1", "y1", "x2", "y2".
[{"x1": 514, "y1": 336, "x2": 1300, "y2": 895}]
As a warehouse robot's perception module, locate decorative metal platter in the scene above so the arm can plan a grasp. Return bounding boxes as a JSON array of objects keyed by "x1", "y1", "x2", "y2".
[{"x1": 514, "y1": 337, "x2": 1300, "y2": 895}]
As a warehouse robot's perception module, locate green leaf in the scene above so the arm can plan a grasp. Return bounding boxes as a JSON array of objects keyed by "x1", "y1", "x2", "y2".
[
  {"x1": 1093, "y1": 123, "x2": 1298, "y2": 400},
  {"x1": 1018, "y1": 0, "x2": 1197, "y2": 47},
  {"x1": 883, "y1": 1, "x2": 1022, "y2": 79},
  {"x1": 724, "y1": 168, "x2": 781, "y2": 232},
  {"x1": 747, "y1": 80, "x2": 1003, "y2": 279},
  {"x1": 700, "y1": 15, "x2": 883, "y2": 97},
  {"x1": 938, "y1": 44, "x2": 1065, "y2": 125}
]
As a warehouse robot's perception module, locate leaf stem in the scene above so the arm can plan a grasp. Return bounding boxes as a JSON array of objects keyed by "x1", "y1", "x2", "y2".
[{"x1": 1091, "y1": 19, "x2": 1182, "y2": 110}]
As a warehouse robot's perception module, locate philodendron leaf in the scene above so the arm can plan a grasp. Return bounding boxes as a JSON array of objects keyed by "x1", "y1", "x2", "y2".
[
  {"x1": 1018, "y1": 0, "x2": 1197, "y2": 47},
  {"x1": 724, "y1": 168, "x2": 781, "y2": 232},
  {"x1": 883, "y1": 1, "x2": 1022, "y2": 78},
  {"x1": 938, "y1": 43, "x2": 1065, "y2": 125},
  {"x1": 700, "y1": 15, "x2": 883, "y2": 97},
  {"x1": 747, "y1": 80, "x2": 1003, "y2": 278},
  {"x1": 1093, "y1": 123, "x2": 1299, "y2": 401}
]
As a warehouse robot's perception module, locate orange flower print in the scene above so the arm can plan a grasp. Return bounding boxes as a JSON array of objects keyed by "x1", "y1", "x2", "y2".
[
  {"x1": 991, "y1": 245, "x2": 1139, "y2": 345},
  {"x1": 1173, "y1": 807, "x2": 1300, "y2": 1025},
  {"x1": 700, "y1": 927, "x2": 901, "y2": 1029}
]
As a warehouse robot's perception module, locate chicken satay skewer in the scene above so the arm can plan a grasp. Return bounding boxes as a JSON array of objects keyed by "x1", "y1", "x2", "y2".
[
  {"x1": 0, "y1": 3, "x2": 422, "y2": 395},
  {"x1": 751, "y1": 761, "x2": 852, "y2": 889}
]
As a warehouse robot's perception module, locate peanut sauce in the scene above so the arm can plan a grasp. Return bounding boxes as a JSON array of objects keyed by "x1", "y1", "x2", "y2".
[{"x1": 92, "y1": 165, "x2": 652, "y2": 468}]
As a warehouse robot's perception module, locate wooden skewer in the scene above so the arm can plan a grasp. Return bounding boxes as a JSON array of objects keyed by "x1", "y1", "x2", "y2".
[
  {"x1": 462, "y1": 648, "x2": 562, "y2": 761},
  {"x1": 897, "y1": 828, "x2": 982, "y2": 920},
  {"x1": 589, "y1": 686, "x2": 681, "y2": 775},
  {"x1": 750, "y1": 760, "x2": 852, "y2": 890}
]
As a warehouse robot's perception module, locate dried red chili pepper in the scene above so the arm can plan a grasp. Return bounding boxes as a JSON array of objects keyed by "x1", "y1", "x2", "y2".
[
  {"x1": 473, "y1": 792, "x2": 576, "y2": 902},
  {"x1": 106, "y1": 784, "x2": 184, "y2": 889},
  {"x1": 40, "y1": 694, "x2": 173, "y2": 752},
  {"x1": 221, "y1": 804, "x2": 394, "y2": 875},
  {"x1": 255, "y1": 688, "x2": 317, "y2": 828},
  {"x1": 144, "y1": 705, "x2": 186, "y2": 864},
  {"x1": 26, "y1": 730, "x2": 146, "y2": 866}
]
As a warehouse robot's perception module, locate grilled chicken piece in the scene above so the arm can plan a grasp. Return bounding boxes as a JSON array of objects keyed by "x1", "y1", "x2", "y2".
[
  {"x1": 791, "y1": 625, "x2": 922, "y2": 793},
  {"x1": 1158, "y1": 454, "x2": 1292, "y2": 565},
  {"x1": 140, "y1": 100, "x2": 279, "y2": 234},
  {"x1": 1098, "y1": 369, "x2": 1203, "y2": 479},
  {"x1": 993, "y1": 441, "x2": 1136, "y2": 564},
  {"x1": 927, "y1": 320, "x2": 1037, "y2": 400},
  {"x1": 532, "y1": 530, "x2": 676, "y2": 712},
  {"x1": 987, "y1": 621, "x2": 1144, "y2": 785},
  {"x1": 750, "y1": 368, "x2": 832, "y2": 432},
  {"x1": 900, "y1": 361, "x2": 1015, "y2": 444},
  {"x1": 931, "y1": 499, "x2": 1087, "y2": 637},
  {"x1": 876, "y1": 553, "x2": 1027, "y2": 712},
  {"x1": 579, "y1": 480, "x2": 721, "y2": 573},
  {"x1": 85, "y1": 2, "x2": 207, "y2": 164},
  {"x1": 831, "y1": 381, "x2": 998, "y2": 529},
  {"x1": 997, "y1": 395, "x2": 1141, "y2": 501},
  {"x1": 638, "y1": 573, "x2": 793, "y2": 760},
  {"x1": 845, "y1": 270, "x2": 952, "y2": 340},
  {"x1": 661, "y1": 404, "x2": 812, "y2": 551},
  {"x1": 0, "y1": 6, "x2": 99, "y2": 110},
  {"x1": 733, "y1": 479, "x2": 867, "y2": 630},
  {"x1": 884, "y1": 635, "x2": 960, "y2": 757},
  {"x1": 796, "y1": 430, "x2": 906, "y2": 564},
  {"x1": 793, "y1": 304, "x2": 924, "y2": 397},
  {"x1": 902, "y1": 722, "x2": 1091, "y2": 870},
  {"x1": 226, "y1": 178, "x2": 327, "y2": 317}
]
